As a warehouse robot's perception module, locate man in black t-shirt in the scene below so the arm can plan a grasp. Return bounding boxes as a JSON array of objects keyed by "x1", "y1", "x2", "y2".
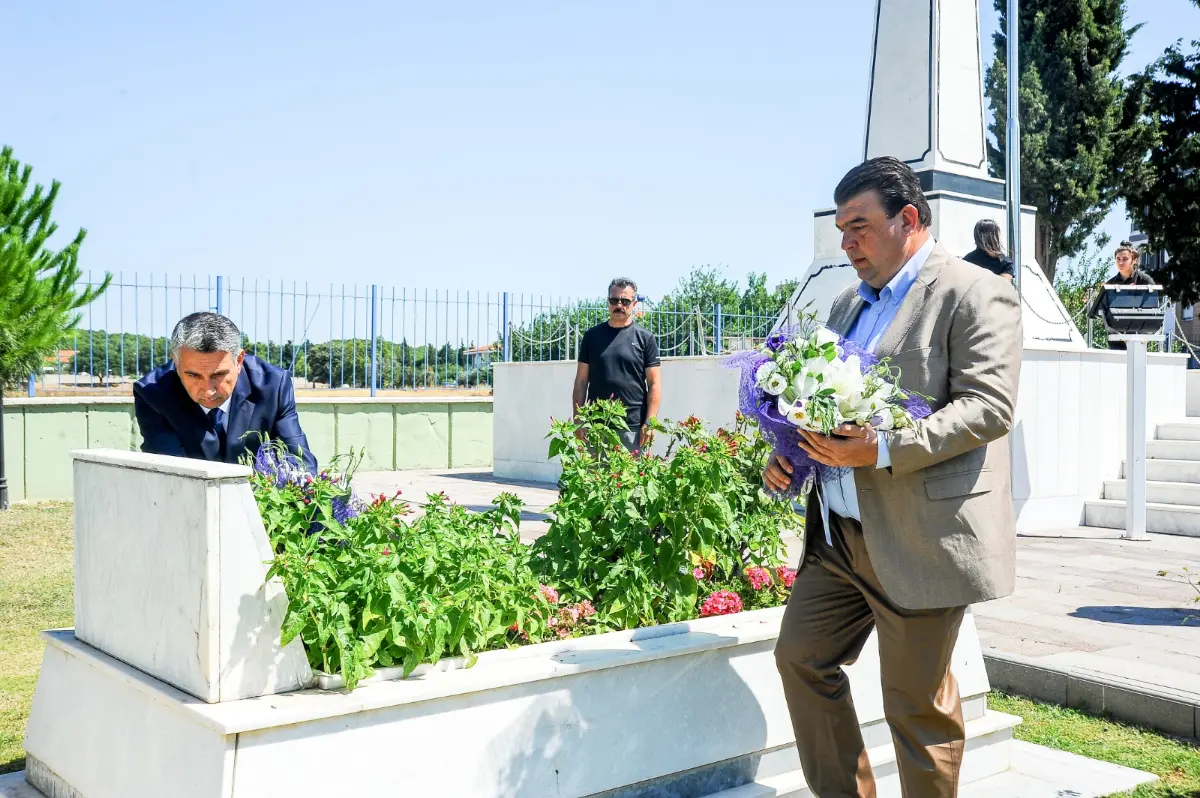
[{"x1": 573, "y1": 278, "x2": 662, "y2": 452}]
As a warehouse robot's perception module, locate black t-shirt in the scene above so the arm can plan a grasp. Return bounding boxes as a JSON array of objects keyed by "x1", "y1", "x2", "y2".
[
  {"x1": 579, "y1": 322, "x2": 661, "y2": 428},
  {"x1": 963, "y1": 248, "x2": 1015, "y2": 277}
]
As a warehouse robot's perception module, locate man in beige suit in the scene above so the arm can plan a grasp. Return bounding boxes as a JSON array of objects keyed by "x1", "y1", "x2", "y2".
[{"x1": 766, "y1": 156, "x2": 1022, "y2": 798}]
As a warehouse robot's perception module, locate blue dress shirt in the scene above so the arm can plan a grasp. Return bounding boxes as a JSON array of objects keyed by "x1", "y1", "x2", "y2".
[{"x1": 817, "y1": 237, "x2": 936, "y2": 539}]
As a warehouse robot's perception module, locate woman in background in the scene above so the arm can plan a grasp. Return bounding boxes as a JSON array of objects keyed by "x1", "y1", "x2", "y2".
[
  {"x1": 1087, "y1": 240, "x2": 1156, "y2": 350},
  {"x1": 963, "y1": 219, "x2": 1015, "y2": 282}
]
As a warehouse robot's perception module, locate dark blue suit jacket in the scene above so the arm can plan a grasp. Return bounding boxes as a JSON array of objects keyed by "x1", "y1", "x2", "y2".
[{"x1": 133, "y1": 354, "x2": 317, "y2": 473}]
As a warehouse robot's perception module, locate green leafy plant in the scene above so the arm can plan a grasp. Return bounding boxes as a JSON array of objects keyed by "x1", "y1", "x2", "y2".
[
  {"x1": 1157, "y1": 566, "x2": 1200, "y2": 625},
  {"x1": 253, "y1": 442, "x2": 553, "y2": 689},
  {"x1": 533, "y1": 399, "x2": 802, "y2": 629},
  {"x1": 252, "y1": 404, "x2": 804, "y2": 690}
]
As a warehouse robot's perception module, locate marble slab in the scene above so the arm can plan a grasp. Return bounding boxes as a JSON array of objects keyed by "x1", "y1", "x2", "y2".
[
  {"x1": 70, "y1": 449, "x2": 311, "y2": 703},
  {"x1": 23, "y1": 607, "x2": 998, "y2": 798}
]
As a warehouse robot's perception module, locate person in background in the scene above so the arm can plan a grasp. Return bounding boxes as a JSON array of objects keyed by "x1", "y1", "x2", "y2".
[
  {"x1": 134, "y1": 312, "x2": 317, "y2": 471},
  {"x1": 1087, "y1": 240, "x2": 1156, "y2": 350},
  {"x1": 572, "y1": 278, "x2": 662, "y2": 452},
  {"x1": 962, "y1": 219, "x2": 1015, "y2": 282}
]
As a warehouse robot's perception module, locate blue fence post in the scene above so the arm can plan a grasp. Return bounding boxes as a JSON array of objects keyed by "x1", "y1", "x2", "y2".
[
  {"x1": 27, "y1": 374, "x2": 35, "y2": 398},
  {"x1": 215, "y1": 275, "x2": 224, "y2": 315},
  {"x1": 714, "y1": 303, "x2": 723, "y2": 354},
  {"x1": 502, "y1": 291, "x2": 512, "y2": 362},
  {"x1": 369, "y1": 284, "x2": 378, "y2": 398}
]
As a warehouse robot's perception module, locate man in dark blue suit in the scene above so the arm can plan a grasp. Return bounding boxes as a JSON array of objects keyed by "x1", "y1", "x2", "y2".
[{"x1": 134, "y1": 312, "x2": 317, "y2": 473}]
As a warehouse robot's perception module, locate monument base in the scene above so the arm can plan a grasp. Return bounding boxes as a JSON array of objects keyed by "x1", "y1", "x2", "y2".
[{"x1": 21, "y1": 610, "x2": 1014, "y2": 798}]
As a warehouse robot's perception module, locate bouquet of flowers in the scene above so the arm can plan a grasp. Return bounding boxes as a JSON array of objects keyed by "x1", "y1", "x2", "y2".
[{"x1": 725, "y1": 311, "x2": 932, "y2": 498}]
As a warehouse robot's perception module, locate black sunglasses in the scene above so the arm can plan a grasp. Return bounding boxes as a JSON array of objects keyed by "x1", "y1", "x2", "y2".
[{"x1": 608, "y1": 297, "x2": 634, "y2": 307}]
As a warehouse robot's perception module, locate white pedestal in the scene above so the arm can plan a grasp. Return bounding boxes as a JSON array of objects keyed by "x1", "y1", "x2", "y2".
[{"x1": 1113, "y1": 336, "x2": 1156, "y2": 541}]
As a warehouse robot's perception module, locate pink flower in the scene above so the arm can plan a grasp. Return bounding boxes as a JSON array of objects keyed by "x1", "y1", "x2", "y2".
[
  {"x1": 547, "y1": 615, "x2": 559, "y2": 628},
  {"x1": 745, "y1": 566, "x2": 772, "y2": 591},
  {"x1": 556, "y1": 627, "x2": 572, "y2": 639},
  {"x1": 578, "y1": 600, "x2": 596, "y2": 617},
  {"x1": 693, "y1": 567, "x2": 706, "y2": 581},
  {"x1": 539, "y1": 584, "x2": 560, "y2": 604},
  {"x1": 775, "y1": 567, "x2": 797, "y2": 588},
  {"x1": 699, "y1": 590, "x2": 744, "y2": 617}
]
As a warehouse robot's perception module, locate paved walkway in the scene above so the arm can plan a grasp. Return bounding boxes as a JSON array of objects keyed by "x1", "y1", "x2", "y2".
[{"x1": 355, "y1": 469, "x2": 1200, "y2": 736}]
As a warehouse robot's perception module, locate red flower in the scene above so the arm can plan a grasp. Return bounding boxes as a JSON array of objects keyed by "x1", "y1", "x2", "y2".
[
  {"x1": 775, "y1": 567, "x2": 798, "y2": 588},
  {"x1": 745, "y1": 566, "x2": 772, "y2": 591},
  {"x1": 381, "y1": 548, "x2": 391, "y2": 557},
  {"x1": 699, "y1": 591, "x2": 743, "y2": 617}
]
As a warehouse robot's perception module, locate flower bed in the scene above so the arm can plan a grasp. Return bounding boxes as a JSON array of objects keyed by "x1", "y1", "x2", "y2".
[{"x1": 252, "y1": 400, "x2": 803, "y2": 689}]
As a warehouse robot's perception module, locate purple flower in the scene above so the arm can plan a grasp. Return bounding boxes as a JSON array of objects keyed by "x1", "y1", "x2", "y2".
[
  {"x1": 331, "y1": 492, "x2": 368, "y2": 525},
  {"x1": 253, "y1": 444, "x2": 307, "y2": 488}
]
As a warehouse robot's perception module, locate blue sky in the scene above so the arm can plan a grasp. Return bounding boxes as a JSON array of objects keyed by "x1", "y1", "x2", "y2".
[{"x1": 5, "y1": 0, "x2": 1198, "y2": 305}]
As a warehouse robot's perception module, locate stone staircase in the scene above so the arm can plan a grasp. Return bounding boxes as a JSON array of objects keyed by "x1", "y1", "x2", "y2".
[{"x1": 1084, "y1": 421, "x2": 1200, "y2": 536}]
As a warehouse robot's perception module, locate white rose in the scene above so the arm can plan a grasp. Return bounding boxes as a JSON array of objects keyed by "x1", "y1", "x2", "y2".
[
  {"x1": 755, "y1": 361, "x2": 778, "y2": 386},
  {"x1": 764, "y1": 372, "x2": 789, "y2": 396},
  {"x1": 875, "y1": 409, "x2": 896, "y2": 431},
  {"x1": 814, "y1": 327, "x2": 840, "y2": 347}
]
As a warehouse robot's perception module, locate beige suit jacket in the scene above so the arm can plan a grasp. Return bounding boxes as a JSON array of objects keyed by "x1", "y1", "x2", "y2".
[{"x1": 801, "y1": 241, "x2": 1023, "y2": 610}]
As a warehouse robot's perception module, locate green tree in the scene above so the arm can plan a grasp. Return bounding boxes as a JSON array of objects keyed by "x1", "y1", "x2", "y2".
[
  {"x1": 1118, "y1": 36, "x2": 1200, "y2": 301},
  {"x1": 0, "y1": 146, "x2": 109, "y2": 508},
  {"x1": 985, "y1": 0, "x2": 1143, "y2": 282}
]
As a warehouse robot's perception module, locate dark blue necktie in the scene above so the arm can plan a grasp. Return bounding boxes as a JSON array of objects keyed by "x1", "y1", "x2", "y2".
[{"x1": 208, "y1": 407, "x2": 228, "y2": 460}]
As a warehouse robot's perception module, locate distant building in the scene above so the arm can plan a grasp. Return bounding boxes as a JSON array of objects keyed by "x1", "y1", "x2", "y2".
[{"x1": 43, "y1": 350, "x2": 76, "y2": 369}]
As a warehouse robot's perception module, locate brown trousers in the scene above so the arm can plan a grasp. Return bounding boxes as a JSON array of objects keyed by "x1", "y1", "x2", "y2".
[{"x1": 774, "y1": 513, "x2": 967, "y2": 798}]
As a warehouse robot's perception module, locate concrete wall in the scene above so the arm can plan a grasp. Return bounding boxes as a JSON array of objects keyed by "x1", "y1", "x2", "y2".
[
  {"x1": 493, "y1": 349, "x2": 1190, "y2": 531},
  {"x1": 1011, "y1": 344, "x2": 1187, "y2": 529},
  {"x1": 1187, "y1": 370, "x2": 1200, "y2": 418},
  {"x1": 1, "y1": 396, "x2": 493, "y2": 501},
  {"x1": 493, "y1": 356, "x2": 739, "y2": 483}
]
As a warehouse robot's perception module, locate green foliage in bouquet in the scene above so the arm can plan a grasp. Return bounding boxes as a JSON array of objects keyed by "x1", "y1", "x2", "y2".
[{"x1": 533, "y1": 400, "x2": 802, "y2": 629}]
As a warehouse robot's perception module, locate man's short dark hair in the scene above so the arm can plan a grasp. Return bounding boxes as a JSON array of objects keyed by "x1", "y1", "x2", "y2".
[
  {"x1": 834, "y1": 156, "x2": 932, "y2": 227},
  {"x1": 609, "y1": 278, "x2": 638, "y2": 295}
]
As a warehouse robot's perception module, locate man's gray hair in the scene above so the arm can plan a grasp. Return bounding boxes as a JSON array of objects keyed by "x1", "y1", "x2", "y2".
[
  {"x1": 608, "y1": 277, "x2": 638, "y2": 295},
  {"x1": 170, "y1": 312, "x2": 243, "y2": 361}
]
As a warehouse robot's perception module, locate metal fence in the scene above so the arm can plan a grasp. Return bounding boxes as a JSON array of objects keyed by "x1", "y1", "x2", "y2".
[{"x1": 32, "y1": 273, "x2": 780, "y2": 395}]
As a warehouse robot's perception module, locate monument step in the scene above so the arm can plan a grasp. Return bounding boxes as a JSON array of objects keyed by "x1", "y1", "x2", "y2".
[
  {"x1": 1156, "y1": 421, "x2": 1200, "y2": 441},
  {"x1": 704, "y1": 728, "x2": 1156, "y2": 798},
  {"x1": 1103, "y1": 479, "x2": 1200, "y2": 506},
  {"x1": 1123, "y1": 458, "x2": 1200, "y2": 483},
  {"x1": 1083, "y1": 499, "x2": 1200, "y2": 537},
  {"x1": 1147, "y1": 439, "x2": 1200, "y2": 461}
]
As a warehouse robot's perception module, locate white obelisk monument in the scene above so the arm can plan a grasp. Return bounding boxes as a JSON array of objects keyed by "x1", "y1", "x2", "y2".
[{"x1": 779, "y1": 0, "x2": 1085, "y2": 348}]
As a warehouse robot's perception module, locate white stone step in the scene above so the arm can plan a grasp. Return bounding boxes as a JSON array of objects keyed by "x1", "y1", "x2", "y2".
[
  {"x1": 1083, "y1": 499, "x2": 1200, "y2": 537},
  {"x1": 1126, "y1": 458, "x2": 1200, "y2": 483},
  {"x1": 709, "y1": 710, "x2": 1017, "y2": 797},
  {"x1": 705, "y1": 730, "x2": 1155, "y2": 798},
  {"x1": 1156, "y1": 421, "x2": 1200, "y2": 441},
  {"x1": 1147, "y1": 439, "x2": 1200, "y2": 461},
  {"x1": 1103, "y1": 479, "x2": 1200, "y2": 506}
]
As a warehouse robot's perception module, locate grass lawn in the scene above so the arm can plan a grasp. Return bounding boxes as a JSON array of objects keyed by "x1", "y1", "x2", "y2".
[
  {"x1": 989, "y1": 693, "x2": 1200, "y2": 797},
  {"x1": 0, "y1": 502, "x2": 73, "y2": 775},
  {"x1": 1, "y1": 501, "x2": 1199, "y2": 796}
]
